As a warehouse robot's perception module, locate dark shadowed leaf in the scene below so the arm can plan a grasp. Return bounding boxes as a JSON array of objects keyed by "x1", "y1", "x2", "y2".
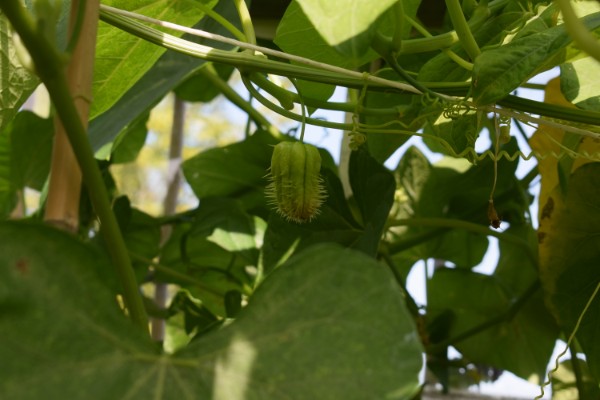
[{"x1": 0, "y1": 222, "x2": 423, "y2": 399}]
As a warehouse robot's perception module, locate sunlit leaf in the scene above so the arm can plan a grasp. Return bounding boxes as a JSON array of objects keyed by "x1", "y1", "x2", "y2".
[
  {"x1": 472, "y1": 12, "x2": 600, "y2": 105},
  {"x1": 0, "y1": 14, "x2": 39, "y2": 132},
  {"x1": 560, "y1": 57, "x2": 600, "y2": 111},
  {"x1": 294, "y1": 0, "x2": 396, "y2": 58}
]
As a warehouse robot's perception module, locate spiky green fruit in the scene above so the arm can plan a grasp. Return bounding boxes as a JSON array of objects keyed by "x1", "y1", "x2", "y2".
[{"x1": 266, "y1": 141, "x2": 326, "y2": 223}]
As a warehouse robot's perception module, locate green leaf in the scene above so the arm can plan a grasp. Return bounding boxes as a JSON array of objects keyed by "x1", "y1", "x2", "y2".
[
  {"x1": 428, "y1": 268, "x2": 558, "y2": 381},
  {"x1": 174, "y1": 63, "x2": 234, "y2": 103},
  {"x1": 472, "y1": 12, "x2": 600, "y2": 105},
  {"x1": 388, "y1": 148, "x2": 490, "y2": 269},
  {"x1": 159, "y1": 199, "x2": 263, "y2": 316},
  {"x1": 560, "y1": 57, "x2": 600, "y2": 111},
  {"x1": 1, "y1": 222, "x2": 423, "y2": 399},
  {"x1": 109, "y1": 112, "x2": 149, "y2": 164},
  {"x1": 0, "y1": 118, "x2": 16, "y2": 218},
  {"x1": 275, "y1": 1, "x2": 378, "y2": 69},
  {"x1": 538, "y1": 163, "x2": 600, "y2": 379},
  {"x1": 423, "y1": 111, "x2": 480, "y2": 157},
  {"x1": 89, "y1": 0, "x2": 239, "y2": 150},
  {"x1": 0, "y1": 222, "x2": 159, "y2": 399},
  {"x1": 349, "y1": 147, "x2": 396, "y2": 255},
  {"x1": 8, "y1": 111, "x2": 53, "y2": 190},
  {"x1": 182, "y1": 129, "x2": 277, "y2": 199},
  {"x1": 0, "y1": 14, "x2": 39, "y2": 132},
  {"x1": 295, "y1": 0, "x2": 396, "y2": 58},
  {"x1": 91, "y1": 0, "x2": 218, "y2": 119},
  {"x1": 363, "y1": 70, "x2": 417, "y2": 163},
  {"x1": 0, "y1": 111, "x2": 53, "y2": 218},
  {"x1": 418, "y1": 11, "x2": 528, "y2": 83},
  {"x1": 177, "y1": 243, "x2": 424, "y2": 399}
]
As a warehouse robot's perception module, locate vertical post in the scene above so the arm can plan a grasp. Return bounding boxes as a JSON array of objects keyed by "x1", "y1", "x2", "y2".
[
  {"x1": 44, "y1": 0, "x2": 99, "y2": 232},
  {"x1": 151, "y1": 95, "x2": 186, "y2": 341}
]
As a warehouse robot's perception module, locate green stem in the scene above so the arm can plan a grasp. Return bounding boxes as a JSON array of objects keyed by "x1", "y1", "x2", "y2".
[
  {"x1": 499, "y1": 95, "x2": 600, "y2": 126},
  {"x1": 445, "y1": 0, "x2": 481, "y2": 59},
  {"x1": 387, "y1": 217, "x2": 537, "y2": 265},
  {"x1": 198, "y1": 65, "x2": 281, "y2": 137},
  {"x1": 129, "y1": 253, "x2": 225, "y2": 297},
  {"x1": 404, "y1": 15, "x2": 473, "y2": 71},
  {"x1": 388, "y1": 228, "x2": 446, "y2": 254},
  {"x1": 196, "y1": 1, "x2": 245, "y2": 41},
  {"x1": 249, "y1": 72, "x2": 295, "y2": 110},
  {"x1": 241, "y1": 75, "x2": 354, "y2": 130},
  {"x1": 98, "y1": 5, "x2": 600, "y2": 128},
  {"x1": 392, "y1": 0, "x2": 404, "y2": 52},
  {"x1": 1, "y1": 0, "x2": 149, "y2": 331},
  {"x1": 233, "y1": 0, "x2": 256, "y2": 46},
  {"x1": 427, "y1": 280, "x2": 540, "y2": 354},
  {"x1": 569, "y1": 345, "x2": 587, "y2": 400},
  {"x1": 556, "y1": 0, "x2": 600, "y2": 64}
]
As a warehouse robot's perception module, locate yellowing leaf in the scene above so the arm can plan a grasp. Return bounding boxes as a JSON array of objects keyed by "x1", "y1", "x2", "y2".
[{"x1": 530, "y1": 77, "x2": 600, "y2": 223}]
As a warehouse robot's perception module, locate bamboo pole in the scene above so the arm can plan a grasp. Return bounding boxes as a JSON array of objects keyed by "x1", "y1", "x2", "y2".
[{"x1": 44, "y1": 0, "x2": 99, "y2": 231}]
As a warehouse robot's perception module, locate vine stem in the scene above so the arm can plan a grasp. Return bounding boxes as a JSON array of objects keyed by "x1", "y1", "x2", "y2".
[
  {"x1": 198, "y1": 65, "x2": 280, "y2": 137},
  {"x1": 98, "y1": 5, "x2": 600, "y2": 132},
  {"x1": 1, "y1": 0, "x2": 149, "y2": 331},
  {"x1": 232, "y1": 0, "x2": 256, "y2": 46},
  {"x1": 98, "y1": 5, "x2": 431, "y2": 97},
  {"x1": 387, "y1": 217, "x2": 537, "y2": 264},
  {"x1": 445, "y1": 0, "x2": 481, "y2": 60}
]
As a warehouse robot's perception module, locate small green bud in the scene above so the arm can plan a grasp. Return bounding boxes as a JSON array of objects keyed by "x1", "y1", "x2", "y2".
[
  {"x1": 266, "y1": 142, "x2": 326, "y2": 223},
  {"x1": 499, "y1": 124, "x2": 511, "y2": 144}
]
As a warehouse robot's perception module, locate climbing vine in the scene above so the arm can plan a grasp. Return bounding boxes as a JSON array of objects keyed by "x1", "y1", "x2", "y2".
[{"x1": 2, "y1": 0, "x2": 600, "y2": 398}]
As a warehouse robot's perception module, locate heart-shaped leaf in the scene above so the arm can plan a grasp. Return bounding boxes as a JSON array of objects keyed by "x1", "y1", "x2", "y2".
[{"x1": 1, "y1": 222, "x2": 424, "y2": 399}]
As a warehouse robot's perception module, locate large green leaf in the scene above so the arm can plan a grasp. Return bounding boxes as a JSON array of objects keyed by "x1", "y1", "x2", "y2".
[
  {"x1": 275, "y1": 1, "x2": 378, "y2": 70},
  {"x1": 472, "y1": 12, "x2": 600, "y2": 105},
  {"x1": 295, "y1": 0, "x2": 396, "y2": 58},
  {"x1": 0, "y1": 14, "x2": 39, "y2": 132},
  {"x1": 0, "y1": 222, "x2": 424, "y2": 399},
  {"x1": 274, "y1": 0, "x2": 377, "y2": 104},
  {"x1": 89, "y1": 0, "x2": 238, "y2": 150},
  {"x1": 428, "y1": 268, "x2": 558, "y2": 381},
  {"x1": 538, "y1": 163, "x2": 600, "y2": 379},
  {"x1": 0, "y1": 222, "x2": 158, "y2": 398},
  {"x1": 91, "y1": 0, "x2": 218, "y2": 119}
]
